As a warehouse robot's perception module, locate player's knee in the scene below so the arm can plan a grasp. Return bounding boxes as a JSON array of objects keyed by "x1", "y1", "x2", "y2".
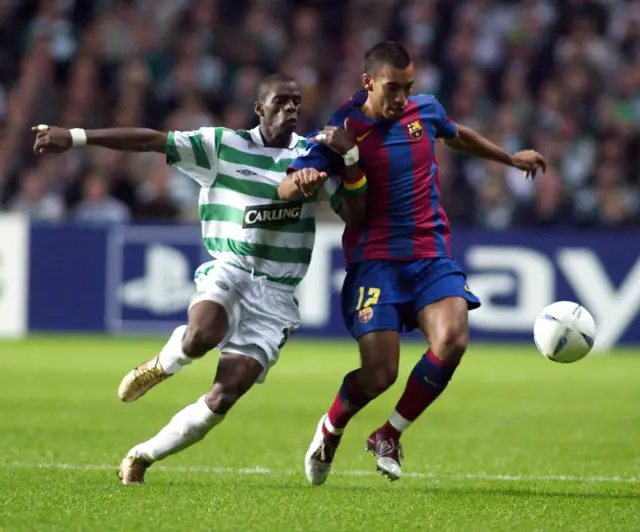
[
  {"x1": 182, "y1": 325, "x2": 221, "y2": 358},
  {"x1": 357, "y1": 331, "x2": 400, "y2": 397},
  {"x1": 374, "y1": 364, "x2": 398, "y2": 394},
  {"x1": 432, "y1": 325, "x2": 468, "y2": 364},
  {"x1": 204, "y1": 384, "x2": 239, "y2": 415},
  {"x1": 183, "y1": 301, "x2": 228, "y2": 358},
  {"x1": 360, "y1": 362, "x2": 398, "y2": 397}
]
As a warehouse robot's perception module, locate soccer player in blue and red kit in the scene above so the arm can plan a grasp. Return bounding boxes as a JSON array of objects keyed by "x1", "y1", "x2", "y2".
[{"x1": 283, "y1": 42, "x2": 547, "y2": 484}]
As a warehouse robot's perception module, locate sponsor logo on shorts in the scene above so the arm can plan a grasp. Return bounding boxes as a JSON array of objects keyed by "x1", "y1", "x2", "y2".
[
  {"x1": 464, "y1": 285, "x2": 471, "y2": 293},
  {"x1": 215, "y1": 280, "x2": 230, "y2": 291},
  {"x1": 358, "y1": 306, "x2": 373, "y2": 323},
  {"x1": 243, "y1": 202, "x2": 302, "y2": 228}
]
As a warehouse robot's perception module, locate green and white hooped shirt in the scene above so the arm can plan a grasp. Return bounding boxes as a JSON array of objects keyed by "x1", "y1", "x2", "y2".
[{"x1": 166, "y1": 126, "x2": 342, "y2": 289}]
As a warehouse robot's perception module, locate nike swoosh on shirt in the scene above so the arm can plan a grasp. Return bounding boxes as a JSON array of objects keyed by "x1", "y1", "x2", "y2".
[{"x1": 356, "y1": 130, "x2": 372, "y2": 142}]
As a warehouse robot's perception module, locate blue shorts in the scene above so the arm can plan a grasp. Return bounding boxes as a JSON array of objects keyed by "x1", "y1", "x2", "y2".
[{"x1": 341, "y1": 258, "x2": 481, "y2": 340}]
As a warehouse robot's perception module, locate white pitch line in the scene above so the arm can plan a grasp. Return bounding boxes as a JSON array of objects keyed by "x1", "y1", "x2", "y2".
[{"x1": 4, "y1": 461, "x2": 640, "y2": 484}]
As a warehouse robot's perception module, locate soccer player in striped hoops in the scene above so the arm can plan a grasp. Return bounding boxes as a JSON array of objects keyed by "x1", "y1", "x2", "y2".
[
  {"x1": 286, "y1": 42, "x2": 547, "y2": 484},
  {"x1": 32, "y1": 74, "x2": 356, "y2": 485}
]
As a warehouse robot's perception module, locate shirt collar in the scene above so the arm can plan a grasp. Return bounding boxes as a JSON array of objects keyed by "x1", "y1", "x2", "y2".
[
  {"x1": 351, "y1": 90, "x2": 368, "y2": 106},
  {"x1": 249, "y1": 126, "x2": 298, "y2": 149}
]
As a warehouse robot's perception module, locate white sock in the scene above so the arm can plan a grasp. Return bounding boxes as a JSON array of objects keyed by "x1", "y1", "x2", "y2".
[
  {"x1": 158, "y1": 325, "x2": 191, "y2": 375},
  {"x1": 323, "y1": 416, "x2": 344, "y2": 436},
  {"x1": 388, "y1": 410, "x2": 412, "y2": 434},
  {"x1": 129, "y1": 395, "x2": 224, "y2": 463}
]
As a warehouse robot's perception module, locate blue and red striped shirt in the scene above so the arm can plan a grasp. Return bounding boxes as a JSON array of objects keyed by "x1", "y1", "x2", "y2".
[{"x1": 289, "y1": 90, "x2": 458, "y2": 264}]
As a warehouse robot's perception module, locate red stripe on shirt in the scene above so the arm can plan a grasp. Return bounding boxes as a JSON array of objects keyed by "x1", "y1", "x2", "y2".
[{"x1": 361, "y1": 127, "x2": 391, "y2": 260}]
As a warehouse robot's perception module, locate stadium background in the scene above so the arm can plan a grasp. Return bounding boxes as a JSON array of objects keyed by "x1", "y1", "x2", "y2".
[
  {"x1": 0, "y1": 0, "x2": 638, "y2": 346},
  {"x1": 1, "y1": 2, "x2": 639, "y2": 530}
]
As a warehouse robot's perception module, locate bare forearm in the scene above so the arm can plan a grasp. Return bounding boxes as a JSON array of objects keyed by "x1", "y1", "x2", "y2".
[
  {"x1": 445, "y1": 124, "x2": 514, "y2": 166},
  {"x1": 277, "y1": 175, "x2": 304, "y2": 200},
  {"x1": 342, "y1": 163, "x2": 367, "y2": 225},
  {"x1": 86, "y1": 128, "x2": 167, "y2": 153},
  {"x1": 340, "y1": 195, "x2": 366, "y2": 226},
  {"x1": 343, "y1": 162, "x2": 362, "y2": 184}
]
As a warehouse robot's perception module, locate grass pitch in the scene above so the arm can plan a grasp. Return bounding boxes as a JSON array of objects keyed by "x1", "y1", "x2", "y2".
[{"x1": 0, "y1": 336, "x2": 639, "y2": 531}]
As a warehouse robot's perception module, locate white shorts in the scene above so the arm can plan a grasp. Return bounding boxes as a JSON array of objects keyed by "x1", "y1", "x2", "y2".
[{"x1": 189, "y1": 261, "x2": 301, "y2": 383}]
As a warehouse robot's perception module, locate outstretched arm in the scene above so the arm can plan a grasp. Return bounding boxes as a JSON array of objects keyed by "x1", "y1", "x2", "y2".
[
  {"x1": 32, "y1": 125, "x2": 167, "y2": 154},
  {"x1": 33, "y1": 124, "x2": 219, "y2": 188},
  {"x1": 432, "y1": 98, "x2": 546, "y2": 179},
  {"x1": 444, "y1": 124, "x2": 547, "y2": 178},
  {"x1": 444, "y1": 124, "x2": 514, "y2": 165}
]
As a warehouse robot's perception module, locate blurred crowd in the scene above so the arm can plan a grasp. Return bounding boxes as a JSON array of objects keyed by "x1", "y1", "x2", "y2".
[{"x1": 0, "y1": 0, "x2": 639, "y2": 229}]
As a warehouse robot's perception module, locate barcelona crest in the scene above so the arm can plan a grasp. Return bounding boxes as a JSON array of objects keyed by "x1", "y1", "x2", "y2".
[
  {"x1": 358, "y1": 307, "x2": 373, "y2": 324},
  {"x1": 406, "y1": 119, "x2": 424, "y2": 140}
]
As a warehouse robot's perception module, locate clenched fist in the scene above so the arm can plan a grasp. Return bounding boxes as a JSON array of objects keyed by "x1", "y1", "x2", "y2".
[
  {"x1": 311, "y1": 126, "x2": 356, "y2": 156},
  {"x1": 31, "y1": 125, "x2": 73, "y2": 155},
  {"x1": 289, "y1": 168, "x2": 327, "y2": 197}
]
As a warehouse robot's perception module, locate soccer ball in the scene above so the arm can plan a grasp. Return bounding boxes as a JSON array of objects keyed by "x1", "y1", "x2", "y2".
[{"x1": 533, "y1": 301, "x2": 596, "y2": 363}]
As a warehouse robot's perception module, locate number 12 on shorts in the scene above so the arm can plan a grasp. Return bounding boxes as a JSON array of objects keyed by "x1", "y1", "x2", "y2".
[{"x1": 356, "y1": 287, "x2": 380, "y2": 310}]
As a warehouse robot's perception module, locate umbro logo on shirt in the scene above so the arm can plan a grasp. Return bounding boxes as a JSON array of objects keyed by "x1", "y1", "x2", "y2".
[{"x1": 237, "y1": 169, "x2": 257, "y2": 176}]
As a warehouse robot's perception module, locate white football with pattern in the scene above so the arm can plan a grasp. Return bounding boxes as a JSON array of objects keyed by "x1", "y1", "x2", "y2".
[{"x1": 533, "y1": 301, "x2": 597, "y2": 363}]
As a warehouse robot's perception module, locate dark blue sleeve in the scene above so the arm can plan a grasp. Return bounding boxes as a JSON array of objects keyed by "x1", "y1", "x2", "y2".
[
  {"x1": 433, "y1": 98, "x2": 458, "y2": 140},
  {"x1": 288, "y1": 108, "x2": 350, "y2": 174},
  {"x1": 288, "y1": 132, "x2": 344, "y2": 174}
]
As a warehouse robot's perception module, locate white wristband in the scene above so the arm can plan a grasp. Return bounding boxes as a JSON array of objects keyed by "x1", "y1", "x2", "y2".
[
  {"x1": 69, "y1": 128, "x2": 87, "y2": 147},
  {"x1": 343, "y1": 145, "x2": 359, "y2": 166}
]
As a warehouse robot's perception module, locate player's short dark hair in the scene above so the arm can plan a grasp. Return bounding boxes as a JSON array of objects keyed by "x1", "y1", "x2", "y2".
[
  {"x1": 364, "y1": 42, "x2": 412, "y2": 77},
  {"x1": 256, "y1": 73, "x2": 297, "y2": 102}
]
